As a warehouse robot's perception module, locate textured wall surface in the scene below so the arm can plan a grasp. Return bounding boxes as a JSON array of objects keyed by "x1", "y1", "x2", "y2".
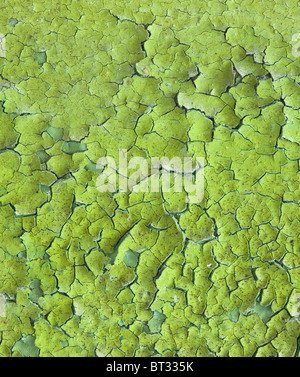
[{"x1": 0, "y1": 0, "x2": 299, "y2": 357}]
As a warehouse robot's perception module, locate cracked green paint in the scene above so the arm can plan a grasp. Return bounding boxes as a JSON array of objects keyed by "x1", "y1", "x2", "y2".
[{"x1": 0, "y1": 0, "x2": 299, "y2": 358}]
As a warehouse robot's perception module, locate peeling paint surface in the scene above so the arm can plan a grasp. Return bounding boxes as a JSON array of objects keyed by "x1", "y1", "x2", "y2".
[{"x1": 0, "y1": 0, "x2": 300, "y2": 357}]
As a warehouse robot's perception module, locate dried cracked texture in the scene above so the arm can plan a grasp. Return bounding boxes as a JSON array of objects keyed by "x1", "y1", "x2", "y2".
[{"x1": 0, "y1": 0, "x2": 300, "y2": 357}]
